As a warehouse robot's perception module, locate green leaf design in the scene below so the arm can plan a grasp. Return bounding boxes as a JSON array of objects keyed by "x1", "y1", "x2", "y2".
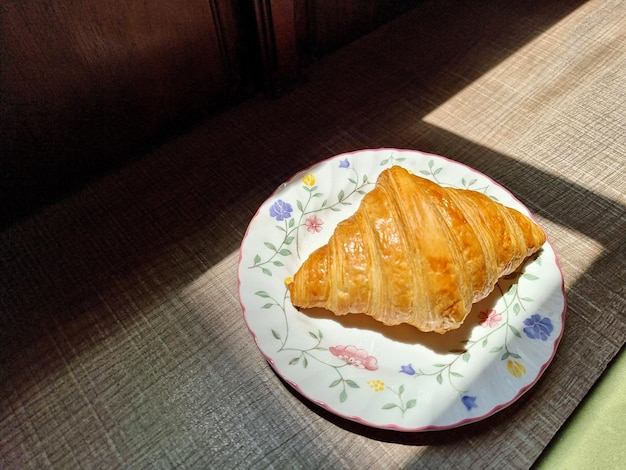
[
  {"x1": 382, "y1": 403, "x2": 398, "y2": 410},
  {"x1": 339, "y1": 390, "x2": 348, "y2": 402},
  {"x1": 345, "y1": 379, "x2": 359, "y2": 389},
  {"x1": 406, "y1": 399, "x2": 417, "y2": 409},
  {"x1": 271, "y1": 329, "x2": 281, "y2": 340},
  {"x1": 255, "y1": 291, "x2": 270, "y2": 298},
  {"x1": 289, "y1": 357, "x2": 300, "y2": 365},
  {"x1": 272, "y1": 261, "x2": 284, "y2": 266},
  {"x1": 261, "y1": 303, "x2": 274, "y2": 309},
  {"x1": 264, "y1": 242, "x2": 277, "y2": 251},
  {"x1": 329, "y1": 379, "x2": 341, "y2": 388},
  {"x1": 523, "y1": 273, "x2": 539, "y2": 280},
  {"x1": 261, "y1": 267, "x2": 272, "y2": 276},
  {"x1": 436, "y1": 373, "x2": 443, "y2": 385},
  {"x1": 278, "y1": 249, "x2": 292, "y2": 256},
  {"x1": 253, "y1": 254, "x2": 261, "y2": 264},
  {"x1": 509, "y1": 325, "x2": 522, "y2": 337}
]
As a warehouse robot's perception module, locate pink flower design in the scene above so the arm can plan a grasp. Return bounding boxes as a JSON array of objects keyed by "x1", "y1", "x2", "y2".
[
  {"x1": 479, "y1": 309, "x2": 502, "y2": 328},
  {"x1": 329, "y1": 345, "x2": 378, "y2": 371},
  {"x1": 305, "y1": 215, "x2": 324, "y2": 233}
]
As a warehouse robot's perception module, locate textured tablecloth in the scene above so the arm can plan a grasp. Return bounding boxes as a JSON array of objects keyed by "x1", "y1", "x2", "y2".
[{"x1": 1, "y1": 0, "x2": 625, "y2": 468}]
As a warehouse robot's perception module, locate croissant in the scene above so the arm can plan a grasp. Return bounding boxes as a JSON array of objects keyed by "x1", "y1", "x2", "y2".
[{"x1": 288, "y1": 165, "x2": 546, "y2": 333}]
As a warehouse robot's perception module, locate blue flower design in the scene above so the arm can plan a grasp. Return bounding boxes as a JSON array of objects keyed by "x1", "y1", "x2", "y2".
[
  {"x1": 339, "y1": 158, "x2": 350, "y2": 168},
  {"x1": 399, "y1": 364, "x2": 416, "y2": 375},
  {"x1": 523, "y1": 314, "x2": 554, "y2": 341},
  {"x1": 462, "y1": 395, "x2": 478, "y2": 411},
  {"x1": 269, "y1": 200, "x2": 293, "y2": 221}
]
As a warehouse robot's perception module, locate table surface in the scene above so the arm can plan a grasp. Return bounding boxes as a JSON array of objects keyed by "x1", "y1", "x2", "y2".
[{"x1": 1, "y1": 0, "x2": 625, "y2": 468}]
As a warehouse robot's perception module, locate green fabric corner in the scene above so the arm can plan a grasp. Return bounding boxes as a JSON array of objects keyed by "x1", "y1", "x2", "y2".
[{"x1": 535, "y1": 347, "x2": 626, "y2": 469}]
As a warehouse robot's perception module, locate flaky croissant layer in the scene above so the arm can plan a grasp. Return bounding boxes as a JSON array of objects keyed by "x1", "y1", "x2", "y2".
[{"x1": 288, "y1": 166, "x2": 546, "y2": 333}]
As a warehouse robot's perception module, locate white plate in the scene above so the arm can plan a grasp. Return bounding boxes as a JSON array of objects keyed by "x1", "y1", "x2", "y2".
[{"x1": 238, "y1": 148, "x2": 565, "y2": 431}]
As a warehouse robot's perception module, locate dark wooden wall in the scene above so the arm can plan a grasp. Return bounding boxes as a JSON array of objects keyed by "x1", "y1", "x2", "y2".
[
  {"x1": 1, "y1": 0, "x2": 254, "y2": 223},
  {"x1": 295, "y1": 0, "x2": 423, "y2": 60},
  {"x1": 1, "y1": 0, "x2": 421, "y2": 227}
]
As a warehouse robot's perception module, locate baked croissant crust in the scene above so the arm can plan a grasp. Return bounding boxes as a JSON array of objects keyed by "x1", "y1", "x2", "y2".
[{"x1": 288, "y1": 165, "x2": 546, "y2": 333}]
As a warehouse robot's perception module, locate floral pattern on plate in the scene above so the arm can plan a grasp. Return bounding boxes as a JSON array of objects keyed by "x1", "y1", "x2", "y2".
[{"x1": 239, "y1": 148, "x2": 565, "y2": 431}]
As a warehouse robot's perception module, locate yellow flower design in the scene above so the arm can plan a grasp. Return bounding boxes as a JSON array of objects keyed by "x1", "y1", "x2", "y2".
[
  {"x1": 302, "y1": 173, "x2": 316, "y2": 187},
  {"x1": 367, "y1": 379, "x2": 385, "y2": 392},
  {"x1": 507, "y1": 360, "x2": 526, "y2": 378},
  {"x1": 284, "y1": 276, "x2": 293, "y2": 287}
]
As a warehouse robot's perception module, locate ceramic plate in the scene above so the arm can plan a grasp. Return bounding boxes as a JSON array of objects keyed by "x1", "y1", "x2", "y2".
[{"x1": 238, "y1": 148, "x2": 565, "y2": 431}]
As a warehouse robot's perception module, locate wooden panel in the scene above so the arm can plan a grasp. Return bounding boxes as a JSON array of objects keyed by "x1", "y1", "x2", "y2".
[
  {"x1": 295, "y1": 0, "x2": 423, "y2": 60},
  {"x1": 252, "y1": 0, "x2": 422, "y2": 90},
  {"x1": 254, "y1": 0, "x2": 299, "y2": 91},
  {"x1": 0, "y1": 0, "x2": 248, "y2": 223}
]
